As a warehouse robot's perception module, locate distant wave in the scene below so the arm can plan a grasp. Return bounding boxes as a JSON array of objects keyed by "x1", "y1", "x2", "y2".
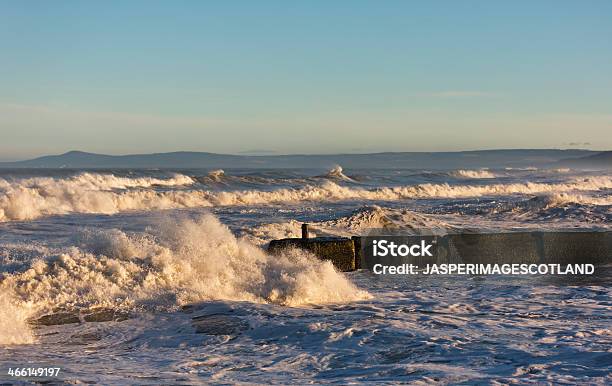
[
  {"x1": 478, "y1": 193, "x2": 612, "y2": 224},
  {"x1": 1, "y1": 173, "x2": 611, "y2": 222},
  {"x1": 0, "y1": 214, "x2": 370, "y2": 344},
  {"x1": 0, "y1": 172, "x2": 194, "y2": 191},
  {"x1": 550, "y1": 168, "x2": 571, "y2": 173},
  {"x1": 319, "y1": 165, "x2": 355, "y2": 182},
  {"x1": 196, "y1": 169, "x2": 291, "y2": 186},
  {"x1": 207, "y1": 169, "x2": 226, "y2": 181},
  {"x1": 449, "y1": 169, "x2": 497, "y2": 179},
  {"x1": 504, "y1": 167, "x2": 538, "y2": 171}
]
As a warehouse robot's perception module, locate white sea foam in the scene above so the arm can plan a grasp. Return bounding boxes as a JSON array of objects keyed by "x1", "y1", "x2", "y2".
[
  {"x1": 505, "y1": 167, "x2": 538, "y2": 171},
  {"x1": 1, "y1": 174, "x2": 611, "y2": 222},
  {"x1": 0, "y1": 291, "x2": 35, "y2": 345},
  {"x1": 449, "y1": 169, "x2": 497, "y2": 179},
  {"x1": 0, "y1": 214, "x2": 369, "y2": 344},
  {"x1": 543, "y1": 193, "x2": 612, "y2": 206},
  {"x1": 0, "y1": 172, "x2": 194, "y2": 191}
]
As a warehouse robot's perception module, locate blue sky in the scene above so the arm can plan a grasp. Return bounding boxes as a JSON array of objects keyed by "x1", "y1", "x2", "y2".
[{"x1": 1, "y1": 1, "x2": 611, "y2": 159}]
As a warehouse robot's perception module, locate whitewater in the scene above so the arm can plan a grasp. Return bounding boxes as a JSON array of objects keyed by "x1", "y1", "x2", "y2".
[{"x1": 0, "y1": 167, "x2": 610, "y2": 384}]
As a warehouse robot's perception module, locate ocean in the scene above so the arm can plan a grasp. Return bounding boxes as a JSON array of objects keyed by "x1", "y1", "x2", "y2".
[{"x1": 0, "y1": 166, "x2": 610, "y2": 384}]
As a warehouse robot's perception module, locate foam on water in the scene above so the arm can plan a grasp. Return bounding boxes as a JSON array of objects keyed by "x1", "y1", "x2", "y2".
[
  {"x1": 0, "y1": 214, "x2": 369, "y2": 345},
  {"x1": 544, "y1": 192, "x2": 612, "y2": 206},
  {"x1": 1, "y1": 172, "x2": 611, "y2": 222},
  {"x1": 449, "y1": 169, "x2": 497, "y2": 179},
  {"x1": 0, "y1": 168, "x2": 610, "y2": 383}
]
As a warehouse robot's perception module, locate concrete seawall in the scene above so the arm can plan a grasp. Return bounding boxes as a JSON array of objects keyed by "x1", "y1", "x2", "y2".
[
  {"x1": 268, "y1": 230, "x2": 612, "y2": 272},
  {"x1": 268, "y1": 237, "x2": 356, "y2": 271}
]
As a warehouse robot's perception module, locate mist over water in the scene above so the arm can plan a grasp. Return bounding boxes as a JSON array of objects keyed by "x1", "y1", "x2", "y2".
[{"x1": 0, "y1": 166, "x2": 610, "y2": 383}]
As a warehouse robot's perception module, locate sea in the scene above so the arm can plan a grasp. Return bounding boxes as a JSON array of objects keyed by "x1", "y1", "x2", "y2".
[{"x1": 0, "y1": 166, "x2": 610, "y2": 384}]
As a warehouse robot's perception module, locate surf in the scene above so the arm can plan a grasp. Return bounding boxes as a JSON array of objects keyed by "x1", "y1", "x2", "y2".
[{"x1": 0, "y1": 214, "x2": 370, "y2": 345}]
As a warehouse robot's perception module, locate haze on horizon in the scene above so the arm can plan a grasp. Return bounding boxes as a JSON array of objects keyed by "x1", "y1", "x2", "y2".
[{"x1": 1, "y1": 1, "x2": 611, "y2": 161}]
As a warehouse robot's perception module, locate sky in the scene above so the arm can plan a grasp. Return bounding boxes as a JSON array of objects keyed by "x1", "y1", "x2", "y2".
[{"x1": 1, "y1": 1, "x2": 611, "y2": 160}]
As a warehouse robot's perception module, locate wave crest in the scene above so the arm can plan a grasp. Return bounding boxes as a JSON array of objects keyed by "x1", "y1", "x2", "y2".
[
  {"x1": 449, "y1": 169, "x2": 497, "y2": 179},
  {"x1": 1, "y1": 174, "x2": 612, "y2": 222},
  {"x1": 321, "y1": 165, "x2": 355, "y2": 182}
]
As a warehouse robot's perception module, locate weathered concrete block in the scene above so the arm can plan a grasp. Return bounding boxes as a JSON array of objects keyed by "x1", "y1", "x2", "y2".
[
  {"x1": 269, "y1": 237, "x2": 356, "y2": 271},
  {"x1": 449, "y1": 233, "x2": 541, "y2": 264},
  {"x1": 352, "y1": 236, "x2": 363, "y2": 269},
  {"x1": 268, "y1": 231, "x2": 611, "y2": 271},
  {"x1": 539, "y1": 231, "x2": 612, "y2": 264}
]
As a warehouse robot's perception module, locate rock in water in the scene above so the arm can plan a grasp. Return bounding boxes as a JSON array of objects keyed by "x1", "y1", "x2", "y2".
[
  {"x1": 32, "y1": 308, "x2": 130, "y2": 326},
  {"x1": 192, "y1": 314, "x2": 249, "y2": 335},
  {"x1": 33, "y1": 312, "x2": 80, "y2": 326}
]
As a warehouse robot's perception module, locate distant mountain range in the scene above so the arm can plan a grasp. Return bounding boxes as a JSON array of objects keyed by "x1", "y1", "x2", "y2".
[
  {"x1": 558, "y1": 151, "x2": 612, "y2": 168},
  {"x1": 0, "y1": 149, "x2": 608, "y2": 169}
]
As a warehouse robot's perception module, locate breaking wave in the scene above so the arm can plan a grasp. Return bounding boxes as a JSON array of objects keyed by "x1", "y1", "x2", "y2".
[
  {"x1": 0, "y1": 172, "x2": 194, "y2": 191},
  {"x1": 242, "y1": 206, "x2": 455, "y2": 246},
  {"x1": 1, "y1": 174, "x2": 611, "y2": 222},
  {"x1": 0, "y1": 214, "x2": 369, "y2": 345},
  {"x1": 207, "y1": 169, "x2": 226, "y2": 181},
  {"x1": 543, "y1": 193, "x2": 612, "y2": 206},
  {"x1": 320, "y1": 165, "x2": 355, "y2": 182},
  {"x1": 480, "y1": 193, "x2": 612, "y2": 224},
  {"x1": 449, "y1": 169, "x2": 497, "y2": 179}
]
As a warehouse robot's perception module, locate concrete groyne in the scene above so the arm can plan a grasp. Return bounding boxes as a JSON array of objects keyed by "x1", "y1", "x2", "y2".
[{"x1": 268, "y1": 225, "x2": 612, "y2": 272}]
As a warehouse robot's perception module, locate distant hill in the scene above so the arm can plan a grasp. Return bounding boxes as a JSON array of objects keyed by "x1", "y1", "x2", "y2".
[
  {"x1": 559, "y1": 151, "x2": 612, "y2": 168},
  {"x1": 0, "y1": 149, "x2": 597, "y2": 169}
]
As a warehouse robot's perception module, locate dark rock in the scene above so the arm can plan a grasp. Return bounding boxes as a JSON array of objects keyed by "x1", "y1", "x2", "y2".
[
  {"x1": 32, "y1": 307, "x2": 131, "y2": 326},
  {"x1": 82, "y1": 308, "x2": 130, "y2": 323},
  {"x1": 34, "y1": 312, "x2": 80, "y2": 326},
  {"x1": 192, "y1": 314, "x2": 249, "y2": 335}
]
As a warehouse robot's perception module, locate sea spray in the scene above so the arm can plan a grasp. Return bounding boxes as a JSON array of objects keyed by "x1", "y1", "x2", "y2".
[
  {"x1": 0, "y1": 214, "x2": 370, "y2": 345},
  {"x1": 0, "y1": 291, "x2": 35, "y2": 345}
]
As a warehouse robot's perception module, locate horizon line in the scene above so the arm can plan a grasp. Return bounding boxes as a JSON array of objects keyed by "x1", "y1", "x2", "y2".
[{"x1": 1, "y1": 147, "x2": 605, "y2": 163}]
